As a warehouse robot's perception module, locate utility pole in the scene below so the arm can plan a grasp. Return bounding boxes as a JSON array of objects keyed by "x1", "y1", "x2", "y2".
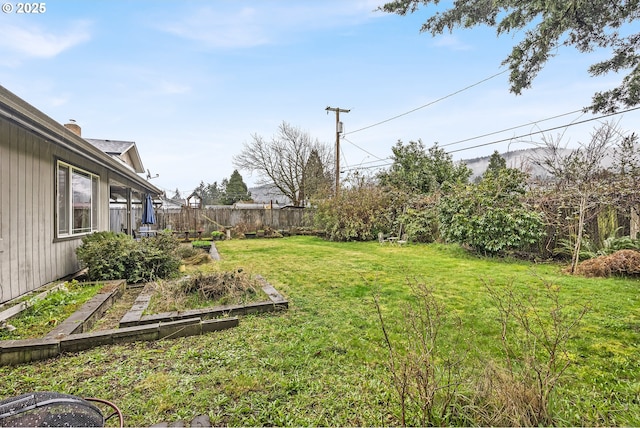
[{"x1": 325, "y1": 106, "x2": 350, "y2": 196}]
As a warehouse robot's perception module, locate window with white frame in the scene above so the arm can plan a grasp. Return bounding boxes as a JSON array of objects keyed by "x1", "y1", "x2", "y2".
[{"x1": 57, "y1": 161, "x2": 99, "y2": 237}]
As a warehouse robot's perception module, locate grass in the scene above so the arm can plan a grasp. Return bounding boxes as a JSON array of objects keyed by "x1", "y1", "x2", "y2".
[
  {"x1": 0, "y1": 281, "x2": 105, "y2": 340},
  {"x1": 0, "y1": 236, "x2": 638, "y2": 426}
]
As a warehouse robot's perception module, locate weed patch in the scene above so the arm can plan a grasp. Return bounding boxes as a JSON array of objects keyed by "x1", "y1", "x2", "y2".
[
  {"x1": 0, "y1": 281, "x2": 104, "y2": 340},
  {"x1": 146, "y1": 271, "x2": 266, "y2": 313}
]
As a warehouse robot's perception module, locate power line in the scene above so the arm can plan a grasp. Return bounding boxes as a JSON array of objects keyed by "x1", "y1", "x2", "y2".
[
  {"x1": 440, "y1": 109, "x2": 585, "y2": 148},
  {"x1": 341, "y1": 136, "x2": 386, "y2": 160},
  {"x1": 340, "y1": 105, "x2": 640, "y2": 171},
  {"x1": 343, "y1": 109, "x2": 587, "y2": 163},
  {"x1": 345, "y1": 69, "x2": 508, "y2": 135},
  {"x1": 342, "y1": 160, "x2": 392, "y2": 173},
  {"x1": 447, "y1": 106, "x2": 640, "y2": 154}
]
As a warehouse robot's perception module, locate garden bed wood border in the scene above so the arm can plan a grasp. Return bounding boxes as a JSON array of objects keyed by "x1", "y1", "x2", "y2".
[
  {"x1": 0, "y1": 275, "x2": 288, "y2": 366},
  {"x1": 119, "y1": 275, "x2": 288, "y2": 328}
]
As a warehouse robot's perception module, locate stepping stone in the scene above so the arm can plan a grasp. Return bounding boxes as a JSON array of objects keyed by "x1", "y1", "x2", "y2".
[{"x1": 191, "y1": 415, "x2": 212, "y2": 427}]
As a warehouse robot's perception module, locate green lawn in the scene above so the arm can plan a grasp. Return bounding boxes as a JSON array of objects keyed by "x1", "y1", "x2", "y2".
[{"x1": 0, "y1": 236, "x2": 638, "y2": 426}]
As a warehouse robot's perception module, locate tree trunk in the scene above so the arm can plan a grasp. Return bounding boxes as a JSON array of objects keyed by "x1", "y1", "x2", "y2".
[{"x1": 571, "y1": 194, "x2": 587, "y2": 274}]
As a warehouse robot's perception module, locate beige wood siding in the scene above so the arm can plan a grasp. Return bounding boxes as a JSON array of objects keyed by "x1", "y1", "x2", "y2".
[
  {"x1": 0, "y1": 85, "x2": 161, "y2": 305},
  {"x1": 0, "y1": 118, "x2": 110, "y2": 304},
  {"x1": 0, "y1": 118, "x2": 8, "y2": 304}
]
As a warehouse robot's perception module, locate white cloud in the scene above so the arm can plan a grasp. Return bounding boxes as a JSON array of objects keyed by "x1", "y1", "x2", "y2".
[
  {"x1": 49, "y1": 95, "x2": 70, "y2": 107},
  {"x1": 432, "y1": 34, "x2": 472, "y2": 51},
  {"x1": 156, "y1": 1, "x2": 386, "y2": 49},
  {"x1": 159, "y1": 81, "x2": 191, "y2": 95},
  {"x1": 160, "y1": 6, "x2": 269, "y2": 48},
  {"x1": 0, "y1": 19, "x2": 91, "y2": 60}
]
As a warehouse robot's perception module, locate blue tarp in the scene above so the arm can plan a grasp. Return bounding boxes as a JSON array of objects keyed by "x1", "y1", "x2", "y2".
[{"x1": 142, "y1": 193, "x2": 156, "y2": 225}]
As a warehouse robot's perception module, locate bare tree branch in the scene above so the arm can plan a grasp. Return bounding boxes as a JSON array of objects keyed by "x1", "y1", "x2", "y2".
[{"x1": 233, "y1": 121, "x2": 333, "y2": 206}]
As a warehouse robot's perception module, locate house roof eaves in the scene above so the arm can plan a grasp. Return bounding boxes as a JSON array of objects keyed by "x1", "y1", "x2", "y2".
[
  {"x1": 0, "y1": 85, "x2": 161, "y2": 196},
  {"x1": 85, "y1": 138, "x2": 145, "y2": 173}
]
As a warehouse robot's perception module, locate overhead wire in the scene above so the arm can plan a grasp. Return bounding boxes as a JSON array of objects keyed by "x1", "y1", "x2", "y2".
[
  {"x1": 340, "y1": 105, "x2": 640, "y2": 171},
  {"x1": 341, "y1": 136, "x2": 386, "y2": 160},
  {"x1": 446, "y1": 105, "x2": 640, "y2": 154},
  {"x1": 439, "y1": 108, "x2": 585, "y2": 148},
  {"x1": 344, "y1": 69, "x2": 509, "y2": 136}
]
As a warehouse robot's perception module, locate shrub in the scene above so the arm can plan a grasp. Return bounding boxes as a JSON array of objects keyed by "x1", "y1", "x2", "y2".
[
  {"x1": 575, "y1": 249, "x2": 640, "y2": 277},
  {"x1": 439, "y1": 168, "x2": 545, "y2": 255},
  {"x1": 176, "y1": 245, "x2": 200, "y2": 260},
  {"x1": 76, "y1": 231, "x2": 181, "y2": 283},
  {"x1": 211, "y1": 230, "x2": 226, "y2": 240},
  {"x1": 399, "y1": 196, "x2": 439, "y2": 243},
  {"x1": 75, "y1": 232, "x2": 132, "y2": 281},
  {"x1": 375, "y1": 281, "x2": 469, "y2": 426},
  {"x1": 314, "y1": 178, "x2": 397, "y2": 241},
  {"x1": 479, "y1": 279, "x2": 590, "y2": 426}
]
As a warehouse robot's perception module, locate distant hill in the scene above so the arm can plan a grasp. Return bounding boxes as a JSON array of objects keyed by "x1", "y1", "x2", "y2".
[
  {"x1": 462, "y1": 147, "x2": 614, "y2": 180},
  {"x1": 249, "y1": 184, "x2": 292, "y2": 205}
]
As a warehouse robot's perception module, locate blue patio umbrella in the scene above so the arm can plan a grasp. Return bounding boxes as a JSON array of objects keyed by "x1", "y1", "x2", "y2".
[{"x1": 142, "y1": 193, "x2": 156, "y2": 225}]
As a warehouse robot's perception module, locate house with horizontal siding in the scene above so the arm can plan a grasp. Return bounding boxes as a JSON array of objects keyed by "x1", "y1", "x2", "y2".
[{"x1": 0, "y1": 86, "x2": 162, "y2": 305}]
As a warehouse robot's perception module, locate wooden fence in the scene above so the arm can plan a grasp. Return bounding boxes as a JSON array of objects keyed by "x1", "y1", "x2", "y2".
[{"x1": 152, "y1": 206, "x2": 313, "y2": 235}]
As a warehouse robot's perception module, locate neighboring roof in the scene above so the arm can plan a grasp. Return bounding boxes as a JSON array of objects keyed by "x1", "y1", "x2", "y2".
[
  {"x1": 233, "y1": 202, "x2": 288, "y2": 209},
  {"x1": 158, "y1": 196, "x2": 185, "y2": 210},
  {"x1": 85, "y1": 138, "x2": 145, "y2": 173},
  {"x1": 0, "y1": 85, "x2": 162, "y2": 196}
]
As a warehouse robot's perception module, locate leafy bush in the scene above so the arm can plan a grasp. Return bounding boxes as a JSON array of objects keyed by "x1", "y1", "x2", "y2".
[
  {"x1": 314, "y1": 178, "x2": 397, "y2": 241},
  {"x1": 76, "y1": 231, "x2": 181, "y2": 283},
  {"x1": 75, "y1": 232, "x2": 132, "y2": 281},
  {"x1": 211, "y1": 231, "x2": 226, "y2": 240},
  {"x1": 439, "y1": 168, "x2": 545, "y2": 255},
  {"x1": 399, "y1": 196, "x2": 440, "y2": 243}
]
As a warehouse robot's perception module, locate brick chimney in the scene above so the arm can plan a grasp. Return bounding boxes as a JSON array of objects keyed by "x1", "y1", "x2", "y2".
[{"x1": 64, "y1": 119, "x2": 81, "y2": 137}]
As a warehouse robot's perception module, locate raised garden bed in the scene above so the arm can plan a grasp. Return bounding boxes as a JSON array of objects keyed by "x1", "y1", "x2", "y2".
[
  {"x1": 145, "y1": 270, "x2": 269, "y2": 314},
  {"x1": 0, "y1": 281, "x2": 111, "y2": 340},
  {"x1": 0, "y1": 272, "x2": 288, "y2": 366}
]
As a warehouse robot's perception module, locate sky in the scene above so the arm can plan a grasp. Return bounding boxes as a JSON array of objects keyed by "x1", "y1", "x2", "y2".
[{"x1": 1, "y1": 0, "x2": 639, "y2": 196}]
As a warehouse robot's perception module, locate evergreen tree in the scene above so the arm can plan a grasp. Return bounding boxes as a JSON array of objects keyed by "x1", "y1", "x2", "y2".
[
  {"x1": 221, "y1": 170, "x2": 251, "y2": 204},
  {"x1": 484, "y1": 150, "x2": 507, "y2": 178},
  {"x1": 303, "y1": 149, "x2": 332, "y2": 202},
  {"x1": 378, "y1": 140, "x2": 471, "y2": 195},
  {"x1": 205, "y1": 181, "x2": 222, "y2": 205},
  {"x1": 381, "y1": 0, "x2": 640, "y2": 113}
]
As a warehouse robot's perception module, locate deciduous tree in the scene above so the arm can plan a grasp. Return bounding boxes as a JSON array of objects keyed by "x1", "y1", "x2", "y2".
[
  {"x1": 233, "y1": 121, "x2": 333, "y2": 206},
  {"x1": 533, "y1": 122, "x2": 620, "y2": 272}
]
